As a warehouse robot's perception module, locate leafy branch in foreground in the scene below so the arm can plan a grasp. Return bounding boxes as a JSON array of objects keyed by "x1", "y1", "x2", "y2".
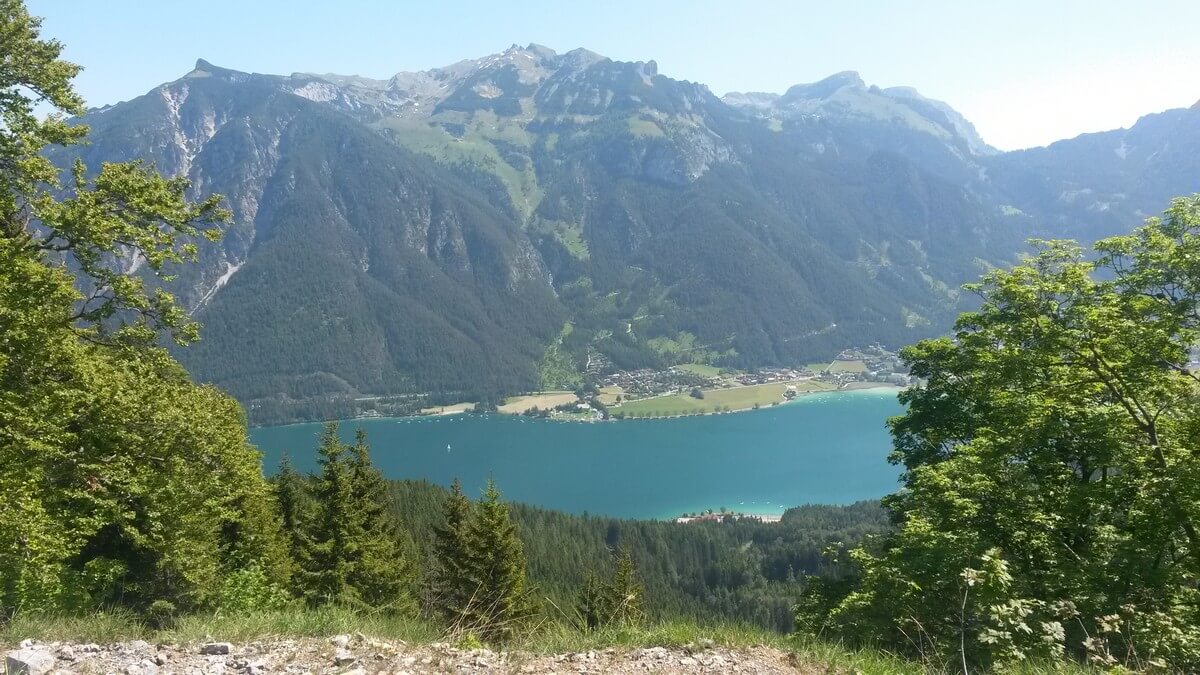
[
  {"x1": 801, "y1": 196, "x2": 1200, "y2": 671},
  {"x1": 0, "y1": 0, "x2": 281, "y2": 616}
]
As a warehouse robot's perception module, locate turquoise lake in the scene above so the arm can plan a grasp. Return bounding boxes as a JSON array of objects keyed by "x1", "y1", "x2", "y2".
[{"x1": 250, "y1": 388, "x2": 905, "y2": 520}]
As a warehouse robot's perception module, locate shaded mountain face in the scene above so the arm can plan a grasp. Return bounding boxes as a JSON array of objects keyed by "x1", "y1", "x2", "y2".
[
  {"x1": 62, "y1": 44, "x2": 1200, "y2": 422},
  {"x1": 985, "y1": 105, "x2": 1200, "y2": 240}
]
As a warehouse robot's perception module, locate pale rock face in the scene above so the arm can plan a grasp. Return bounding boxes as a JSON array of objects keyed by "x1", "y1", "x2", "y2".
[
  {"x1": 5, "y1": 648, "x2": 55, "y2": 675},
  {"x1": 292, "y1": 81, "x2": 340, "y2": 103}
]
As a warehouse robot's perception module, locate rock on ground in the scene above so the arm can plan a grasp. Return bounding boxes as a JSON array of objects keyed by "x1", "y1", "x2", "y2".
[
  {"x1": 6, "y1": 648, "x2": 56, "y2": 675},
  {"x1": 5, "y1": 636, "x2": 813, "y2": 674}
]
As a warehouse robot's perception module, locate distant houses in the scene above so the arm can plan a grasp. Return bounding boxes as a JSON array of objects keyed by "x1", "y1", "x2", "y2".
[{"x1": 674, "y1": 512, "x2": 783, "y2": 524}]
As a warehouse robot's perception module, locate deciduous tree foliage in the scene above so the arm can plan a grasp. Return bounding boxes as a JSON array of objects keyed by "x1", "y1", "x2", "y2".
[
  {"x1": 806, "y1": 197, "x2": 1200, "y2": 670},
  {"x1": 0, "y1": 0, "x2": 286, "y2": 614}
]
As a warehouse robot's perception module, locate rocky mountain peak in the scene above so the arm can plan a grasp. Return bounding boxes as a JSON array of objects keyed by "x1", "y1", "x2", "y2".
[
  {"x1": 781, "y1": 71, "x2": 866, "y2": 101},
  {"x1": 721, "y1": 91, "x2": 780, "y2": 110},
  {"x1": 187, "y1": 59, "x2": 249, "y2": 82}
]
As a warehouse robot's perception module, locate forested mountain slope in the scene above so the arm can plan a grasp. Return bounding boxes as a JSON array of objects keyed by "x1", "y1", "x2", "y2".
[{"x1": 62, "y1": 46, "x2": 1200, "y2": 421}]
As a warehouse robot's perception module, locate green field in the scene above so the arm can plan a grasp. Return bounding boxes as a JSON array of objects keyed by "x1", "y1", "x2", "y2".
[
  {"x1": 804, "y1": 362, "x2": 832, "y2": 373},
  {"x1": 615, "y1": 380, "x2": 834, "y2": 417},
  {"x1": 828, "y1": 359, "x2": 869, "y2": 373},
  {"x1": 499, "y1": 391, "x2": 578, "y2": 414},
  {"x1": 673, "y1": 363, "x2": 724, "y2": 377},
  {"x1": 597, "y1": 385, "x2": 624, "y2": 406}
]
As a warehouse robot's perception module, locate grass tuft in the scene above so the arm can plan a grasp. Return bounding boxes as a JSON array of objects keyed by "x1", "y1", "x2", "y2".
[
  {"x1": 159, "y1": 606, "x2": 441, "y2": 644},
  {"x1": 2, "y1": 609, "x2": 145, "y2": 643}
]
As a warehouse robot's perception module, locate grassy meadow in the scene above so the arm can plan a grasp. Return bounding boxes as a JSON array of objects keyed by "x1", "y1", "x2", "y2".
[{"x1": 615, "y1": 380, "x2": 834, "y2": 418}]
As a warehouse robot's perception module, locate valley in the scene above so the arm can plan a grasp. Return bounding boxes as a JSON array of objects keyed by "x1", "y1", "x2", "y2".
[
  {"x1": 9, "y1": 3, "x2": 1200, "y2": 668},
  {"x1": 54, "y1": 46, "x2": 1200, "y2": 424}
]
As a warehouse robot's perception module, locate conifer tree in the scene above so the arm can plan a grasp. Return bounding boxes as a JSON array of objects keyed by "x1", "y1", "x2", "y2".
[
  {"x1": 605, "y1": 546, "x2": 645, "y2": 626},
  {"x1": 300, "y1": 424, "x2": 416, "y2": 611},
  {"x1": 575, "y1": 573, "x2": 606, "y2": 631},
  {"x1": 440, "y1": 480, "x2": 536, "y2": 642},
  {"x1": 274, "y1": 453, "x2": 311, "y2": 562},
  {"x1": 430, "y1": 478, "x2": 474, "y2": 621},
  {"x1": 300, "y1": 422, "x2": 356, "y2": 604},
  {"x1": 575, "y1": 546, "x2": 645, "y2": 630},
  {"x1": 466, "y1": 480, "x2": 536, "y2": 641},
  {"x1": 345, "y1": 428, "x2": 417, "y2": 612}
]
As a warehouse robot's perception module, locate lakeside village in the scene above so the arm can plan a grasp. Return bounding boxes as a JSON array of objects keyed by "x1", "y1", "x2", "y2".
[{"x1": 415, "y1": 344, "x2": 916, "y2": 423}]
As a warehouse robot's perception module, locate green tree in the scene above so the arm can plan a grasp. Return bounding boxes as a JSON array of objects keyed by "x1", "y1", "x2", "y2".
[
  {"x1": 453, "y1": 480, "x2": 536, "y2": 642},
  {"x1": 818, "y1": 197, "x2": 1200, "y2": 670},
  {"x1": 604, "y1": 546, "x2": 646, "y2": 627},
  {"x1": 299, "y1": 423, "x2": 356, "y2": 604},
  {"x1": 274, "y1": 454, "x2": 311, "y2": 565},
  {"x1": 0, "y1": 0, "x2": 285, "y2": 614},
  {"x1": 575, "y1": 573, "x2": 607, "y2": 631},
  {"x1": 430, "y1": 478, "x2": 474, "y2": 621},
  {"x1": 574, "y1": 545, "x2": 645, "y2": 631},
  {"x1": 346, "y1": 428, "x2": 417, "y2": 612},
  {"x1": 466, "y1": 481, "x2": 537, "y2": 641},
  {"x1": 300, "y1": 424, "x2": 416, "y2": 611}
]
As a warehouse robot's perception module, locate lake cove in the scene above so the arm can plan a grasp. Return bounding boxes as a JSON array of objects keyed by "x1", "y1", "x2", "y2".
[{"x1": 250, "y1": 388, "x2": 905, "y2": 520}]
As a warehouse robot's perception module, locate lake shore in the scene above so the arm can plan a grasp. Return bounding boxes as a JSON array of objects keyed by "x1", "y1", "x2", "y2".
[
  {"x1": 602, "y1": 381, "x2": 903, "y2": 421},
  {"x1": 252, "y1": 389, "x2": 905, "y2": 519},
  {"x1": 253, "y1": 382, "x2": 905, "y2": 429}
]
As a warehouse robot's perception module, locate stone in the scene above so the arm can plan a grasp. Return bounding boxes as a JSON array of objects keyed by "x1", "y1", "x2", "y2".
[
  {"x1": 79, "y1": 644, "x2": 103, "y2": 653},
  {"x1": 55, "y1": 645, "x2": 76, "y2": 661},
  {"x1": 641, "y1": 646, "x2": 669, "y2": 660},
  {"x1": 330, "y1": 634, "x2": 351, "y2": 649},
  {"x1": 18, "y1": 639, "x2": 36, "y2": 649},
  {"x1": 123, "y1": 658, "x2": 159, "y2": 675},
  {"x1": 332, "y1": 648, "x2": 356, "y2": 666},
  {"x1": 5, "y1": 649, "x2": 56, "y2": 675},
  {"x1": 129, "y1": 640, "x2": 151, "y2": 651},
  {"x1": 200, "y1": 642, "x2": 232, "y2": 656}
]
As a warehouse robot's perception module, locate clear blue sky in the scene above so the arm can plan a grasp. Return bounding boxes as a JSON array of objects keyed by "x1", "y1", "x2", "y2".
[{"x1": 27, "y1": 0, "x2": 1200, "y2": 150}]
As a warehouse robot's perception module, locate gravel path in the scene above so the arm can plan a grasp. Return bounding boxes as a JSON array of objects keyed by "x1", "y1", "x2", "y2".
[{"x1": 5, "y1": 634, "x2": 812, "y2": 674}]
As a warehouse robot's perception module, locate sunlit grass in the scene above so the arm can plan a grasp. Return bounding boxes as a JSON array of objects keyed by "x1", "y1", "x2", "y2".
[{"x1": 2, "y1": 609, "x2": 145, "y2": 643}]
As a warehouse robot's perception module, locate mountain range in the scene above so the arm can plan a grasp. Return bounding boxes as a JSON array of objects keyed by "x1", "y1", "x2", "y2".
[{"x1": 61, "y1": 44, "x2": 1200, "y2": 423}]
